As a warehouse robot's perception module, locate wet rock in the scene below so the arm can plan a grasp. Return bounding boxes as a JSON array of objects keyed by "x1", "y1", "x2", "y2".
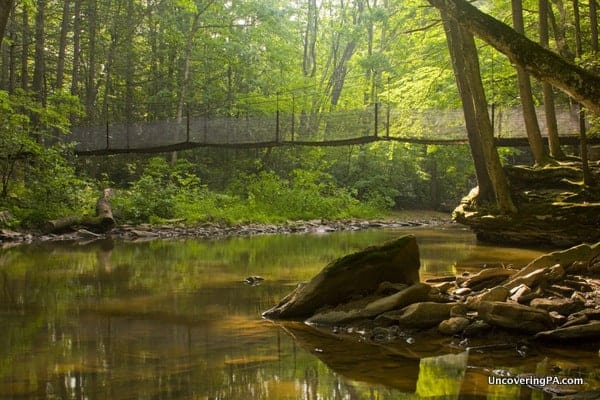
[
  {"x1": 438, "y1": 317, "x2": 470, "y2": 336},
  {"x1": 306, "y1": 282, "x2": 432, "y2": 325},
  {"x1": 375, "y1": 281, "x2": 409, "y2": 296},
  {"x1": 509, "y1": 284, "x2": 531, "y2": 302},
  {"x1": 534, "y1": 321, "x2": 600, "y2": 341},
  {"x1": 243, "y1": 276, "x2": 264, "y2": 286},
  {"x1": 529, "y1": 298, "x2": 585, "y2": 316},
  {"x1": 450, "y1": 303, "x2": 469, "y2": 317},
  {"x1": 504, "y1": 264, "x2": 565, "y2": 291},
  {"x1": 360, "y1": 282, "x2": 431, "y2": 317},
  {"x1": 478, "y1": 301, "x2": 554, "y2": 334},
  {"x1": 460, "y1": 267, "x2": 516, "y2": 290},
  {"x1": 263, "y1": 235, "x2": 421, "y2": 319},
  {"x1": 562, "y1": 312, "x2": 589, "y2": 328},
  {"x1": 432, "y1": 281, "x2": 455, "y2": 294},
  {"x1": 463, "y1": 320, "x2": 492, "y2": 337},
  {"x1": 465, "y1": 286, "x2": 510, "y2": 310},
  {"x1": 548, "y1": 311, "x2": 567, "y2": 326},
  {"x1": 453, "y1": 287, "x2": 472, "y2": 296},
  {"x1": 375, "y1": 302, "x2": 453, "y2": 328}
]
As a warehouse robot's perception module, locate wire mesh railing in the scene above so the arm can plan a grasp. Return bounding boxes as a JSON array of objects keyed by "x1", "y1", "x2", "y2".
[{"x1": 70, "y1": 105, "x2": 581, "y2": 154}]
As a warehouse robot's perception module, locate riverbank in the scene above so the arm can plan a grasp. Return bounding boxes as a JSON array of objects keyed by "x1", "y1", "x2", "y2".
[
  {"x1": 454, "y1": 161, "x2": 600, "y2": 246},
  {"x1": 0, "y1": 210, "x2": 451, "y2": 247}
]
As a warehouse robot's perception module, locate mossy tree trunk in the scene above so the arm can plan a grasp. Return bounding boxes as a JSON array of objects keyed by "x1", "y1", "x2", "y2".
[
  {"x1": 442, "y1": 13, "x2": 516, "y2": 213},
  {"x1": 427, "y1": 0, "x2": 600, "y2": 115}
]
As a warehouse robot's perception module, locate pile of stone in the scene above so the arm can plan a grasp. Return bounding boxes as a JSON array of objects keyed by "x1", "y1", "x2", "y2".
[{"x1": 263, "y1": 235, "x2": 600, "y2": 341}]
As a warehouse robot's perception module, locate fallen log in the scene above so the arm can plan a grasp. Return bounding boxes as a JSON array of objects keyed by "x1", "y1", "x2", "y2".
[{"x1": 43, "y1": 189, "x2": 116, "y2": 234}]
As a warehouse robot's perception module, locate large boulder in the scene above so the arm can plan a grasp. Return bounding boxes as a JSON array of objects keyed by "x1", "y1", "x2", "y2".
[{"x1": 263, "y1": 235, "x2": 421, "y2": 319}]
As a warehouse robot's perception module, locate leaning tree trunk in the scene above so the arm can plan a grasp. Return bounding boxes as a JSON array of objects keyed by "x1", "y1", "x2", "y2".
[
  {"x1": 442, "y1": 15, "x2": 494, "y2": 204},
  {"x1": 442, "y1": 13, "x2": 516, "y2": 213},
  {"x1": 427, "y1": 0, "x2": 600, "y2": 115}
]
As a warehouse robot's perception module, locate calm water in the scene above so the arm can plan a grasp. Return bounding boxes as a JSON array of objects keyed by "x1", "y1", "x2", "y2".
[{"x1": 1, "y1": 225, "x2": 598, "y2": 399}]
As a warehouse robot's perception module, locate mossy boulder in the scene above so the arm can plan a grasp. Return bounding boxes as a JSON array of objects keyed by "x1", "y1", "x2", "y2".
[{"x1": 262, "y1": 235, "x2": 420, "y2": 319}]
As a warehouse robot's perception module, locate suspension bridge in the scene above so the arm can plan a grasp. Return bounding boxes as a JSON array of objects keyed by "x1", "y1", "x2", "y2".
[{"x1": 70, "y1": 104, "x2": 592, "y2": 156}]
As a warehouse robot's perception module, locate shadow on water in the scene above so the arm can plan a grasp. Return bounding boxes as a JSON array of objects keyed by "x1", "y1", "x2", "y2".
[{"x1": 0, "y1": 226, "x2": 598, "y2": 399}]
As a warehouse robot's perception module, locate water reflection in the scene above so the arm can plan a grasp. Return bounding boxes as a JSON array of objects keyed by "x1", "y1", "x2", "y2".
[{"x1": 0, "y1": 226, "x2": 598, "y2": 399}]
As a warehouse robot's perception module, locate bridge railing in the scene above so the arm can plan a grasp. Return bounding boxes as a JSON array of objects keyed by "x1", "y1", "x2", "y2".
[{"x1": 70, "y1": 105, "x2": 581, "y2": 152}]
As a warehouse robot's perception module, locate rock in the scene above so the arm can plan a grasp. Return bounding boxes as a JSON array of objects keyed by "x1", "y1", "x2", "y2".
[
  {"x1": 375, "y1": 281, "x2": 408, "y2": 296},
  {"x1": 562, "y1": 312, "x2": 589, "y2": 328},
  {"x1": 529, "y1": 298, "x2": 585, "y2": 316},
  {"x1": 463, "y1": 320, "x2": 492, "y2": 337},
  {"x1": 243, "y1": 276, "x2": 264, "y2": 286},
  {"x1": 453, "y1": 287, "x2": 472, "y2": 296},
  {"x1": 465, "y1": 286, "x2": 510, "y2": 310},
  {"x1": 506, "y1": 243, "x2": 600, "y2": 287},
  {"x1": 503, "y1": 264, "x2": 565, "y2": 291},
  {"x1": 375, "y1": 302, "x2": 453, "y2": 328},
  {"x1": 460, "y1": 267, "x2": 516, "y2": 289},
  {"x1": 549, "y1": 311, "x2": 567, "y2": 326},
  {"x1": 306, "y1": 282, "x2": 431, "y2": 325},
  {"x1": 263, "y1": 235, "x2": 421, "y2": 319},
  {"x1": 477, "y1": 301, "x2": 554, "y2": 334},
  {"x1": 361, "y1": 282, "x2": 431, "y2": 317},
  {"x1": 432, "y1": 281, "x2": 455, "y2": 293},
  {"x1": 534, "y1": 321, "x2": 600, "y2": 341},
  {"x1": 450, "y1": 303, "x2": 469, "y2": 317},
  {"x1": 438, "y1": 317, "x2": 470, "y2": 336},
  {"x1": 509, "y1": 284, "x2": 531, "y2": 302}
]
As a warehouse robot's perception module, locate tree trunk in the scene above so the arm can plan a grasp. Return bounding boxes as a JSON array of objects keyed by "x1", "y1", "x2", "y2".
[
  {"x1": 71, "y1": 0, "x2": 82, "y2": 96},
  {"x1": 573, "y1": 0, "x2": 593, "y2": 186},
  {"x1": 539, "y1": 0, "x2": 566, "y2": 159},
  {"x1": 20, "y1": 6, "x2": 29, "y2": 90},
  {"x1": 442, "y1": 15, "x2": 494, "y2": 204},
  {"x1": 591, "y1": 0, "x2": 598, "y2": 51},
  {"x1": 43, "y1": 189, "x2": 115, "y2": 234},
  {"x1": 55, "y1": 0, "x2": 70, "y2": 89},
  {"x1": 85, "y1": 0, "x2": 97, "y2": 123},
  {"x1": 442, "y1": 14, "x2": 516, "y2": 213},
  {"x1": 0, "y1": 0, "x2": 13, "y2": 46},
  {"x1": 427, "y1": 0, "x2": 600, "y2": 115},
  {"x1": 511, "y1": 0, "x2": 551, "y2": 165},
  {"x1": 32, "y1": 0, "x2": 46, "y2": 104}
]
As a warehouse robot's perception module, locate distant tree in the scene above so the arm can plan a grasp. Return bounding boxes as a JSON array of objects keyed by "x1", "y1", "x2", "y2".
[
  {"x1": 539, "y1": 0, "x2": 566, "y2": 160},
  {"x1": 0, "y1": 0, "x2": 14, "y2": 45},
  {"x1": 511, "y1": 0, "x2": 551, "y2": 166}
]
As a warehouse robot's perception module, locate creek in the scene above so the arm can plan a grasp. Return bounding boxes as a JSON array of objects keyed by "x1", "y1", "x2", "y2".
[{"x1": 1, "y1": 225, "x2": 598, "y2": 399}]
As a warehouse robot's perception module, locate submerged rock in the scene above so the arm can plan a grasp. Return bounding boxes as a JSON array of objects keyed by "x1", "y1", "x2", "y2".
[
  {"x1": 438, "y1": 316, "x2": 470, "y2": 336},
  {"x1": 263, "y1": 235, "x2": 421, "y2": 319},
  {"x1": 534, "y1": 321, "x2": 600, "y2": 341}
]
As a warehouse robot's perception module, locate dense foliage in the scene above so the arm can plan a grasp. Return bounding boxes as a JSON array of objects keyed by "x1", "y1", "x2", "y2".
[{"x1": 0, "y1": 0, "x2": 597, "y2": 227}]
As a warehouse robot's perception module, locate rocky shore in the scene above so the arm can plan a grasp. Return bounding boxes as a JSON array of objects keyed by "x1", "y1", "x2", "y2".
[
  {"x1": 264, "y1": 235, "x2": 600, "y2": 342},
  {"x1": 454, "y1": 162, "x2": 600, "y2": 246},
  {"x1": 0, "y1": 215, "x2": 448, "y2": 247}
]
